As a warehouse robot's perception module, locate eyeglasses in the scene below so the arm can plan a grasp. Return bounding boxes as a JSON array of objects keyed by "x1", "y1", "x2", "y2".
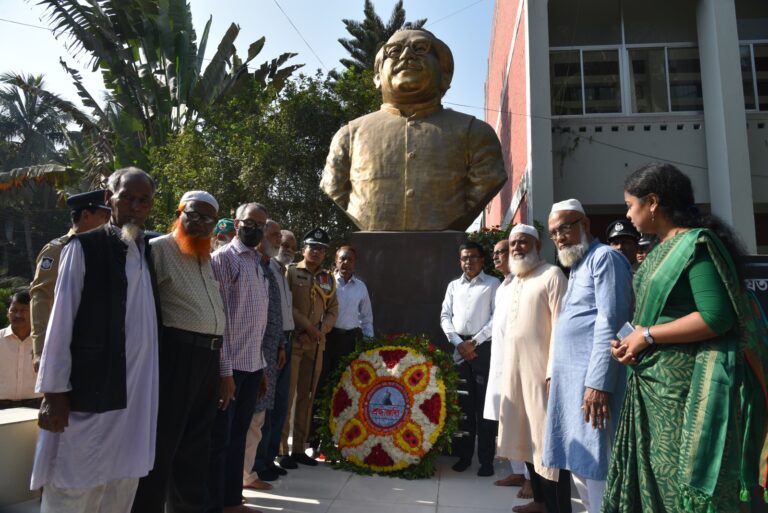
[
  {"x1": 382, "y1": 39, "x2": 432, "y2": 59},
  {"x1": 492, "y1": 249, "x2": 509, "y2": 256},
  {"x1": 183, "y1": 210, "x2": 216, "y2": 224},
  {"x1": 460, "y1": 255, "x2": 482, "y2": 262},
  {"x1": 238, "y1": 219, "x2": 266, "y2": 229},
  {"x1": 549, "y1": 216, "x2": 583, "y2": 240}
]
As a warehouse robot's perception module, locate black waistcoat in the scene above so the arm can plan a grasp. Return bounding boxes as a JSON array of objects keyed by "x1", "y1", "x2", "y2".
[{"x1": 69, "y1": 225, "x2": 161, "y2": 413}]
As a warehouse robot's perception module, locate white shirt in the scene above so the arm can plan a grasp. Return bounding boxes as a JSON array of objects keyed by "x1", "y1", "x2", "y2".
[
  {"x1": 0, "y1": 326, "x2": 41, "y2": 401},
  {"x1": 32, "y1": 235, "x2": 159, "y2": 489},
  {"x1": 440, "y1": 270, "x2": 500, "y2": 354},
  {"x1": 270, "y1": 257, "x2": 295, "y2": 332},
  {"x1": 483, "y1": 273, "x2": 513, "y2": 420},
  {"x1": 333, "y1": 273, "x2": 374, "y2": 337}
]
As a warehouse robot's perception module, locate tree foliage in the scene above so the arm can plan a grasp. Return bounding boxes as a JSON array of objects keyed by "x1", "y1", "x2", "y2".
[
  {"x1": 32, "y1": 0, "x2": 302, "y2": 175},
  {"x1": 0, "y1": 73, "x2": 73, "y2": 277},
  {"x1": 150, "y1": 69, "x2": 380, "y2": 244},
  {"x1": 338, "y1": 0, "x2": 427, "y2": 72}
]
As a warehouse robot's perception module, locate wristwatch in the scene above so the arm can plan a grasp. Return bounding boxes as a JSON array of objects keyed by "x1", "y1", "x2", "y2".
[{"x1": 643, "y1": 326, "x2": 656, "y2": 345}]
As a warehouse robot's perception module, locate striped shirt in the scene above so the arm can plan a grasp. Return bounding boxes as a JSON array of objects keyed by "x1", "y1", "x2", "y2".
[{"x1": 211, "y1": 237, "x2": 269, "y2": 376}]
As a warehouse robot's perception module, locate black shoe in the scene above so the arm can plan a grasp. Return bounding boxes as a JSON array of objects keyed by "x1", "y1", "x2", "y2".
[
  {"x1": 269, "y1": 463, "x2": 287, "y2": 476},
  {"x1": 477, "y1": 464, "x2": 494, "y2": 477},
  {"x1": 257, "y1": 468, "x2": 280, "y2": 481},
  {"x1": 452, "y1": 458, "x2": 471, "y2": 472},
  {"x1": 278, "y1": 455, "x2": 297, "y2": 469},
  {"x1": 292, "y1": 452, "x2": 319, "y2": 466}
]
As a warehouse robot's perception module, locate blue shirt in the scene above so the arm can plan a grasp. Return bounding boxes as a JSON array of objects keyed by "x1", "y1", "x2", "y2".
[{"x1": 542, "y1": 239, "x2": 633, "y2": 480}]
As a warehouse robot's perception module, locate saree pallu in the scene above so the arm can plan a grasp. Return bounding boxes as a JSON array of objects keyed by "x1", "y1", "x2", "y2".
[{"x1": 602, "y1": 229, "x2": 768, "y2": 513}]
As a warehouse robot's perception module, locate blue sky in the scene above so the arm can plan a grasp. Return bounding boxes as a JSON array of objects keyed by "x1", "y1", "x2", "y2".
[{"x1": 0, "y1": 0, "x2": 495, "y2": 119}]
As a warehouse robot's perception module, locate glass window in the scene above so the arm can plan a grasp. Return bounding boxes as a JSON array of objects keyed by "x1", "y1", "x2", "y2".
[
  {"x1": 549, "y1": 0, "x2": 621, "y2": 47},
  {"x1": 756, "y1": 44, "x2": 768, "y2": 111},
  {"x1": 624, "y1": 0, "x2": 698, "y2": 44},
  {"x1": 667, "y1": 47, "x2": 703, "y2": 111},
  {"x1": 736, "y1": 0, "x2": 768, "y2": 40},
  {"x1": 629, "y1": 48, "x2": 669, "y2": 113},
  {"x1": 741, "y1": 45, "x2": 756, "y2": 110},
  {"x1": 550, "y1": 51, "x2": 583, "y2": 115},
  {"x1": 583, "y1": 50, "x2": 622, "y2": 114}
]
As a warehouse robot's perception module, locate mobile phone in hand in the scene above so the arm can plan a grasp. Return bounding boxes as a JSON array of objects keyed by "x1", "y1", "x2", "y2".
[{"x1": 616, "y1": 322, "x2": 635, "y2": 341}]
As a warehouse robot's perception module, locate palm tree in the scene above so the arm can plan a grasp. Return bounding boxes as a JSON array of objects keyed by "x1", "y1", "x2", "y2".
[
  {"x1": 34, "y1": 0, "x2": 302, "y2": 170},
  {"x1": 0, "y1": 73, "x2": 70, "y2": 170},
  {"x1": 0, "y1": 73, "x2": 74, "y2": 275},
  {"x1": 338, "y1": 0, "x2": 427, "y2": 72}
]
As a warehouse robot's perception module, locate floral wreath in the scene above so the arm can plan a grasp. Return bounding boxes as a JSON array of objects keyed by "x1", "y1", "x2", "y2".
[{"x1": 315, "y1": 334, "x2": 460, "y2": 479}]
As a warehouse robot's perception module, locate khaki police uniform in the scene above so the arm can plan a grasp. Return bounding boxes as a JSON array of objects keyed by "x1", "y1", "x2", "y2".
[
  {"x1": 29, "y1": 229, "x2": 75, "y2": 361},
  {"x1": 280, "y1": 259, "x2": 338, "y2": 455}
]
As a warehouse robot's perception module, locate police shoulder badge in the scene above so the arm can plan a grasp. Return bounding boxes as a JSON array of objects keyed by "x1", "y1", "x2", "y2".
[{"x1": 40, "y1": 256, "x2": 54, "y2": 270}]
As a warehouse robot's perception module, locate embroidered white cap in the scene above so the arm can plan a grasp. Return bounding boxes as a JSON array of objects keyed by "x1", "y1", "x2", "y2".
[
  {"x1": 180, "y1": 190, "x2": 219, "y2": 212},
  {"x1": 510, "y1": 223, "x2": 539, "y2": 240},
  {"x1": 550, "y1": 198, "x2": 585, "y2": 215}
]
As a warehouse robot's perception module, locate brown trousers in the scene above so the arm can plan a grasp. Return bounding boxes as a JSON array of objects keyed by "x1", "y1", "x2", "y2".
[{"x1": 279, "y1": 333, "x2": 324, "y2": 454}]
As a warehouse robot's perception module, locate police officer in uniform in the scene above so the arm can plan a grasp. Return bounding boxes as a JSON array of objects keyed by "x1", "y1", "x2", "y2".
[
  {"x1": 605, "y1": 219, "x2": 640, "y2": 269},
  {"x1": 279, "y1": 228, "x2": 338, "y2": 468},
  {"x1": 29, "y1": 190, "x2": 112, "y2": 371}
]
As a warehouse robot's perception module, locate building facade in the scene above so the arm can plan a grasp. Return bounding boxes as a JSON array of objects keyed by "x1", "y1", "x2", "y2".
[{"x1": 484, "y1": 0, "x2": 767, "y2": 254}]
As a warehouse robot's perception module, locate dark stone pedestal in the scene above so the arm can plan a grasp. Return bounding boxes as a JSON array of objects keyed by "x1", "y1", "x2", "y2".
[{"x1": 350, "y1": 231, "x2": 468, "y2": 349}]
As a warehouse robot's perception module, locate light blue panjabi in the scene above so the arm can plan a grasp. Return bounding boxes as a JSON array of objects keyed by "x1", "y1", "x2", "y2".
[{"x1": 542, "y1": 240, "x2": 633, "y2": 480}]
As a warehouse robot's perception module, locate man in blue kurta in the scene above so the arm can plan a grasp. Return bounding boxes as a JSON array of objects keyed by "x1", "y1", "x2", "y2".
[{"x1": 542, "y1": 199, "x2": 632, "y2": 513}]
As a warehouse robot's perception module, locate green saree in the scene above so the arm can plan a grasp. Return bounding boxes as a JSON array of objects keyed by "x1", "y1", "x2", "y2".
[{"x1": 602, "y1": 229, "x2": 768, "y2": 513}]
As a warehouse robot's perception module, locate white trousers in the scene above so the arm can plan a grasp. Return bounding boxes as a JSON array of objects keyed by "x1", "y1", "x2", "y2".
[
  {"x1": 41, "y1": 477, "x2": 139, "y2": 513},
  {"x1": 242, "y1": 410, "x2": 266, "y2": 485},
  {"x1": 510, "y1": 460, "x2": 530, "y2": 480},
  {"x1": 571, "y1": 473, "x2": 606, "y2": 513}
]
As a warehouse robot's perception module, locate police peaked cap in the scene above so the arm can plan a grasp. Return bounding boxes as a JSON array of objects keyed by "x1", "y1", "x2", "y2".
[
  {"x1": 606, "y1": 220, "x2": 639, "y2": 242},
  {"x1": 303, "y1": 227, "x2": 330, "y2": 247},
  {"x1": 66, "y1": 190, "x2": 111, "y2": 212}
]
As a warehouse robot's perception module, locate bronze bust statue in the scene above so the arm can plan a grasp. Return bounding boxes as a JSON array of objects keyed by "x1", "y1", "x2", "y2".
[{"x1": 321, "y1": 28, "x2": 507, "y2": 231}]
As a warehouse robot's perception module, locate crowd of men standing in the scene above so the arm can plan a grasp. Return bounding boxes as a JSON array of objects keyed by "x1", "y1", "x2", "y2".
[
  {"x1": 440, "y1": 199, "x2": 639, "y2": 513},
  {"x1": 5, "y1": 165, "x2": 748, "y2": 513},
  {"x1": 1, "y1": 166, "x2": 376, "y2": 513}
]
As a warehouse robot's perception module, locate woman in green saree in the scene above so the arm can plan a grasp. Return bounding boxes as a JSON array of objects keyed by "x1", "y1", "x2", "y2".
[{"x1": 602, "y1": 163, "x2": 768, "y2": 513}]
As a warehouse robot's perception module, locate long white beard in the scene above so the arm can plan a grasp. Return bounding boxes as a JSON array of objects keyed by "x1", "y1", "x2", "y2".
[
  {"x1": 509, "y1": 251, "x2": 541, "y2": 276},
  {"x1": 557, "y1": 230, "x2": 589, "y2": 268},
  {"x1": 120, "y1": 222, "x2": 142, "y2": 244},
  {"x1": 275, "y1": 249, "x2": 294, "y2": 266},
  {"x1": 261, "y1": 239, "x2": 279, "y2": 258}
]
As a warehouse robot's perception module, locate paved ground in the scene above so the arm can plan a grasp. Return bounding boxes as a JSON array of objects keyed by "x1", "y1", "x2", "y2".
[{"x1": 7, "y1": 456, "x2": 587, "y2": 513}]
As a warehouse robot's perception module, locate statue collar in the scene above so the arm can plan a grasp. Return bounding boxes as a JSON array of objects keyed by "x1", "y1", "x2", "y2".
[{"x1": 381, "y1": 99, "x2": 442, "y2": 119}]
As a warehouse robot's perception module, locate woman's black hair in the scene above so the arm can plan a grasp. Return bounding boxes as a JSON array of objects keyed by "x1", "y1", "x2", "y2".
[{"x1": 624, "y1": 162, "x2": 747, "y2": 281}]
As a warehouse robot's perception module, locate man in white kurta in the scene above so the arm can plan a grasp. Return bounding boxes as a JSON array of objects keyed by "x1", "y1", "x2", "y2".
[
  {"x1": 497, "y1": 225, "x2": 569, "y2": 513},
  {"x1": 482, "y1": 239, "x2": 530, "y2": 492},
  {"x1": 32, "y1": 168, "x2": 159, "y2": 513}
]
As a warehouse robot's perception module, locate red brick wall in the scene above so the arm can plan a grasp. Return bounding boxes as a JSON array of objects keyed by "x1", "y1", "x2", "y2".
[{"x1": 484, "y1": 0, "x2": 529, "y2": 228}]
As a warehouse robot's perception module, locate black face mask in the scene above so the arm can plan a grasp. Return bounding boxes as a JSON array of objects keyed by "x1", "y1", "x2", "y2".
[{"x1": 237, "y1": 225, "x2": 263, "y2": 248}]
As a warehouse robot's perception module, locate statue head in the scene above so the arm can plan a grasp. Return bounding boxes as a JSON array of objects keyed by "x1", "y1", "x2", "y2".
[{"x1": 374, "y1": 28, "x2": 454, "y2": 105}]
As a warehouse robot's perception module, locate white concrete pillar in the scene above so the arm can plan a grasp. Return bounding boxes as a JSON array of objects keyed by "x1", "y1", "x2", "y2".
[
  {"x1": 696, "y1": 0, "x2": 757, "y2": 253},
  {"x1": 526, "y1": 0, "x2": 555, "y2": 238}
]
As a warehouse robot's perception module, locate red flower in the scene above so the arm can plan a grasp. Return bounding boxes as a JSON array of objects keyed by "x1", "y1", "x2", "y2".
[
  {"x1": 408, "y1": 369, "x2": 425, "y2": 387},
  {"x1": 364, "y1": 443, "x2": 395, "y2": 467},
  {"x1": 332, "y1": 387, "x2": 352, "y2": 417},
  {"x1": 345, "y1": 424, "x2": 362, "y2": 441},
  {"x1": 419, "y1": 393, "x2": 442, "y2": 424},
  {"x1": 402, "y1": 429, "x2": 419, "y2": 448},
  {"x1": 427, "y1": 343, "x2": 435, "y2": 353},
  {"x1": 355, "y1": 367, "x2": 372, "y2": 384},
  {"x1": 379, "y1": 349, "x2": 408, "y2": 369}
]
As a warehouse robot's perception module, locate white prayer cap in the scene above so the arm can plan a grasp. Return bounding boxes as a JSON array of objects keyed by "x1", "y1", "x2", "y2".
[
  {"x1": 510, "y1": 224, "x2": 539, "y2": 240},
  {"x1": 180, "y1": 190, "x2": 219, "y2": 212},
  {"x1": 550, "y1": 198, "x2": 584, "y2": 215}
]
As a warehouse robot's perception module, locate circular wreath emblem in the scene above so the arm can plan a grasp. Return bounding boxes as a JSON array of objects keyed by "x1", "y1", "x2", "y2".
[{"x1": 317, "y1": 334, "x2": 460, "y2": 479}]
